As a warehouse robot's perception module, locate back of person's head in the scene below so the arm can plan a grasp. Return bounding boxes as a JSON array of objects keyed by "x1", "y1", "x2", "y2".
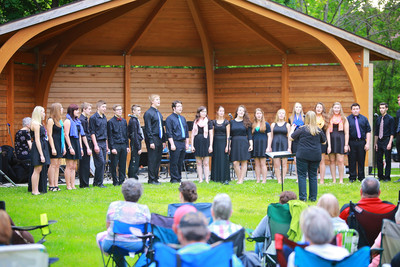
[
  {"x1": 22, "y1": 117, "x2": 32, "y2": 128},
  {"x1": 173, "y1": 205, "x2": 197, "y2": 233},
  {"x1": 361, "y1": 177, "x2": 380, "y2": 198},
  {"x1": 179, "y1": 181, "x2": 198, "y2": 203},
  {"x1": 121, "y1": 179, "x2": 143, "y2": 202},
  {"x1": 317, "y1": 193, "x2": 340, "y2": 218},
  {"x1": 212, "y1": 193, "x2": 232, "y2": 220},
  {"x1": 300, "y1": 207, "x2": 334, "y2": 245},
  {"x1": 279, "y1": 191, "x2": 297, "y2": 204},
  {"x1": 0, "y1": 210, "x2": 12, "y2": 245},
  {"x1": 395, "y1": 208, "x2": 400, "y2": 224},
  {"x1": 178, "y1": 212, "x2": 209, "y2": 242}
]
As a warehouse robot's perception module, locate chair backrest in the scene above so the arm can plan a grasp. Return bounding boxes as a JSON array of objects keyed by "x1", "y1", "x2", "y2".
[
  {"x1": 381, "y1": 219, "x2": 400, "y2": 264},
  {"x1": 150, "y1": 213, "x2": 179, "y2": 245},
  {"x1": 0, "y1": 244, "x2": 48, "y2": 267},
  {"x1": 112, "y1": 220, "x2": 149, "y2": 235},
  {"x1": 334, "y1": 229, "x2": 359, "y2": 253},
  {"x1": 294, "y1": 246, "x2": 370, "y2": 267},
  {"x1": 267, "y1": 203, "x2": 291, "y2": 240},
  {"x1": 168, "y1": 203, "x2": 213, "y2": 224},
  {"x1": 207, "y1": 227, "x2": 245, "y2": 257},
  {"x1": 275, "y1": 233, "x2": 308, "y2": 267},
  {"x1": 154, "y1": 242, "x2": 234, "y2": 267},
  {"x1": 347, "y1": 201, "x2": 398, "y2": 248}
]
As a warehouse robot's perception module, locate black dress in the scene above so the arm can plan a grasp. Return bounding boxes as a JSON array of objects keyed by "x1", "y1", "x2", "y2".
[
  {"x1": 50, "y1": 121, "x2": 63, "y2": 159},
  {"x1": 211, "y1": 120, "x2": 230, "y2": 182},
  {"x1": 330, "y1": 124, "x2": 345, "y2": 154},
  {"x1": 230, "y1": 120, "x2": 252, "y2": 161},
  {"x1": 252, "y1": 122, "x2": 271, "y2": 158},
  {"x1": 272, "y1": 122, "x2": 288, "y2": 152},
  {"x1": 193, "y1": 120, "x2": 213, "y2": 157},
  {"x1": 30, "y1": 125, "x2": 50, "y2": 193},
  {"x1": 65, "y1": 123, "x2": 82, "y2": 160}
]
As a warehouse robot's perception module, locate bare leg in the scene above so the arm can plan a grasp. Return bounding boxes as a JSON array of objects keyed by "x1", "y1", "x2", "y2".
[
  {"x1": 329, "y1": 153, "x2": 337, "y2": 183},
  {"x1": 260, "y1": 158, "x2": 268, "y2": 183},
  {"x1": 70, "y1": 160, "x2": 77, "y2": 189},
  {"x1": 31, "y1": 165, "x2": 43, "y2": 195},
  {"x1": 233, "y1": 161, "x2": 240, "y2": 181},
  {"x1": 65, "y1": 159, "x2": 74, "y2": 189},
  {"x1": 254, "y1": 158, "x2": 261, "y2": 183},
  {"x1": 238, "y1": 161, "x2": 247, "y2": 184},
  {"x1": 196, "y1": 157, "x2": 204, "y2": 182},
  {"x1": 48, "y1": 158, "x2": 57, "y2": 188},
  {"x1": 337, "y1": 154, "x2": 345, "y2": 183},
  {"x1": 282, "y1": 158, "x2": 287, "y2": 183},
  {"x1": 203, "y1": 157, "x2": 210, "y2": 183},
  {"x1": 273, "y1": 158, "x2": 282, "y2": 183},
  {"x1": 54, "y1": 159, "x2": 60, "y2": 188},
  {"x1": 319, "y1": 154, "x2": 326, "y2": 184}
]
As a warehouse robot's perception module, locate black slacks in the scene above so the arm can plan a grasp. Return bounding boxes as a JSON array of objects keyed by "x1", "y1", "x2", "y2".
[
  {"x1": 128, "y1": 146, "x2": 140, "y2": 179},
  {"x1": 146, "y1": 137, "x2": 163, "y2": 183},
  {"x1": 92, "y1": 140, "x2": 107, "y2": 186},
  {"x1": 109, "y1": 143, "x2": 127, "y2": 186},
  {"x1": 169, "y1": 140, "x2": 186, "y2": 182},
  {"x1": 376, "y1": 137, "x2": 391, "y2": 181},
  {"x1": 79, "y1": 142, "x2": 91, "y2": 188},
  {"x1": 348, "y1": 139, "x2": 366, "y2": 181}
]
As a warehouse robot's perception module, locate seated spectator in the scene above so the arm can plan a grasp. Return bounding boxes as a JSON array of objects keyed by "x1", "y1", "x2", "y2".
[
  {"x1": 96, "y1": 179, "x2": 150, "y2": 267},
  {"x1": 287, "y1": 207, "x2": 349, "y2": 267},
  {"x1": 179, "y1": 181, "x2": 198, "y2": 203},
  {"x1": 208, "y1": 193, "x2": 243, "y2": 239},
  {"x1": 279, "y1": 191, "x2": 298, "y2": 205},
  {"x1": 317, "y1": 193, "x2": 348, "y2": 231},
  {"x1": 14, "y1": 117, "x2": 32, "y2": 161},
  {"x1": 369, "y1": 208, "x2": 400, "y2": 267},
  {"x1": 177, "y1": 212, "x2": 243, "y2": 267},
  {"x1": 0, "y1": 210, "x2": 12, "y2": 245},
  {"x1": 339, "y1": 177, "x2": 396, "y2": 221},
  {"x1": 172, "y1": 204, "x2": 197, "y2": 234}
]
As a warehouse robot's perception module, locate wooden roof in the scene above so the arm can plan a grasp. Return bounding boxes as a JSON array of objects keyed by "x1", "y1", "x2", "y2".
[{"x1": 1, "y1": 0, "x2": 399, "y2": 69}]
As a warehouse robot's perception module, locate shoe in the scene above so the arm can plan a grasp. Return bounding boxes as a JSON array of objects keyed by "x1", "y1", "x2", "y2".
[
  {"x1": 148, "y1": 181, "x2": 161, "y2": 185},
  {"x1": 223, "y1": 180, "x2": 229, "y2": 185},
  {"x1": 383, "y1": 178, "x2": 391, "y2": 182},
  {"x1": 31, "y1": 192, "x2": 40, "y2": 195}
]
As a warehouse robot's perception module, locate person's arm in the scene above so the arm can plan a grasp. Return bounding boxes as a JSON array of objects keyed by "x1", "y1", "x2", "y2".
[
  {"x1": 365, "y1": 132, "x2": 371, "y2": 151},
  {"x1": 247, "y1": 125, "x2": 253, "y2": 151},
  {"x1": 286, "y1": 123, "x2": 292, "y2": 152},
  {"x1": 388, "y1": 117, "x2": 395, "y2": 150},
  {"x1": 32, "y1": 122, "x2": 45, "y2": 163},
  {"x1": 344, "y1": 118, "x2": 349, "y2": 153},
  {"x1": 144, "y1": 111, "x2": 155, "y2": 149},
  {"x1": 89, "y1": 116, "x2": 100, "y2": 154},
  {"x1": 267, "y1": 123, "x2": 274, "y2": 152},
  {"x1": 165, "y1": 117, "x2": 175, "y2": 151},
  {"x1": 107, "y1": 120, "x2": 117, "y2": 155},
  {"x1": 326, "y1": 128, "x2": 331, "y2": 154},
  {"x1": 208, "y1": 122, "x2": 214, "y2": 153},
  {"x1": 47, "y1": 118, "x2": 57, "y2": 156},
  {"x1": 64, "y1": 119, "x2": 75, "y2": 156},
  {"x1": 82, "y1": 135, "x2": 91, "y2": 155},
  {"x1": 225, "y1": 122, "x2": 230, "y2": 153}
]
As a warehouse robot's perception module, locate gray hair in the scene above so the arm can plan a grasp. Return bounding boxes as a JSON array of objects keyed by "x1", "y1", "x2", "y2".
[
  {"x1": 212, "y1": 193, "x2": 232, "y2": 220},
  {"x1": 121, "y1": 179, "x2": 143, "y2": 202},
  {"x1": 361, "y1": 177, "x2": 380, "y2": 197},
  {"x1": 179, "y1": 212, "x2": 209, "y2": 242},
  {"x1": 396, "y1": 208, "x2": 400, "y2": 224},
  {"x1": 300, "y1": 207, "x2": 334, "y2": 244},
  {"x1": 22, "y1": 117, "x2": 32, "y2": 128}
]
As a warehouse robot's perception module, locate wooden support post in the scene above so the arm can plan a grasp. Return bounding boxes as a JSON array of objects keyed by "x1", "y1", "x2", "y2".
[
  {"x1": 6, "y1": 59, "x2": 15, "y2": 145},
  {"x1": 124, "y1": 54, "x2": 131, "y2": 119},
  {"x1": 360, "y1": 49, "x2": 371, "y2": 170},
  {"x1": 281, "y1": 54, "x2": 289, "y2": 112}
]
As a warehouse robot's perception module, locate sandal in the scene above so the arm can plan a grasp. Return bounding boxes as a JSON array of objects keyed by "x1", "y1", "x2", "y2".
[
  {"x1": 55, "y1": 186, "x2": 61, "y2": 191},
  {"x1": 48, "y1": 187, "x2": 55, "y2": 192}
]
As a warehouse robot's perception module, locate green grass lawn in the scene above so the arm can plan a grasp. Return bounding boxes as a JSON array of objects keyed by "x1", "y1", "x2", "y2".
[{"x1": 1, "y1": 178, "x2": 399, "y2": 266}]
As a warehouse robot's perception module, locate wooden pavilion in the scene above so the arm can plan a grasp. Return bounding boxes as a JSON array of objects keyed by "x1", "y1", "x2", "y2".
[{"x1": 0, "y1": 0, "x2": 399, "y2": 145}]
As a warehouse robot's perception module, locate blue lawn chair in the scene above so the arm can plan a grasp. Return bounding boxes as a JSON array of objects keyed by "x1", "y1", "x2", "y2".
[{"x1": 167, "y1": 203, "x2": 213, "y2": 224}]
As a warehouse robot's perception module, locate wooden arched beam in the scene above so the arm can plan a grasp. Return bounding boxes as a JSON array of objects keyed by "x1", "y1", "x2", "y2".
[
  {"x1": 36, "y1": 0, "x2": 150, "y2": 107},
  {"x1": 224, "y1": 0, "x2": 364, "y2": 103},
  {"x1": 0, "y1": 0, "x2": 140, "y2": 75}
]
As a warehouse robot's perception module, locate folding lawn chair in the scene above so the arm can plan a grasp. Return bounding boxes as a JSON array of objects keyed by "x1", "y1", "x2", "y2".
[
  {"x1": 167, "y1": 203, "x2": 213, "y2": 224},
  {"x1": 100, "y1": 221, "x2": 153, "y2": 267},
  {"x1": 380, "y1": 218, "x2": 400, "y2": 266},
  {"x1": 208, "y1": 227, "x2": 245, "y2": 257},
  {"x1": 11, "y1": 212, "x2": 57, "y2": 244},
  {"x1": 334, "y1": 229, "x2": 359, "y2": 253},
  {"x1": 153, "y1": 241, "x2": 234, "y2": 267},
  {"x1": 275, "y1": 233, "x2": 308, "y2": 267},
  {"x1": 294, "y1": 245, "x2": 370, "y2": 267},
  {"x1": 0, "y1": 244, "x2": 49, "y2": 267}
]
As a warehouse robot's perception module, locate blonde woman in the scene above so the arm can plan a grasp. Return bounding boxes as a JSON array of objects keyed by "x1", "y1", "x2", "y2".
[
  {"x1": 30, "y1": 106, "x2": 50, "y2": 195},
  {"x1": 290, "y1": 111, "x2": 326, "y2": 201},
  {"x1": 252, "y1": 108, "x2": 271, "y2": 183},
  {"x1": 268, "y1": 109, "x2": 291, "y2": 184},
  {"x1": 326, "y1": 102, "x2": 349, "y2": 184},
  {"x1": 47, "y1": 103, "x2": 65, "y2": 192},
  {"x1": 230, "y1": 105, "x2": 253, "y2": 184},
  {"x1": 191, "y1": 106, "x2": 213, "y2": 183},
  {"x1": 315, "y1": 102, "x2": 328, "y2": 184}
]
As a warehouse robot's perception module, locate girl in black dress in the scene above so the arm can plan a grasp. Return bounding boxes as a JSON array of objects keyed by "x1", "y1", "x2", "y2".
[
  {"x1": 191, "y1": 106, "x2": 213, "y2": 183},
  {"x1": 211, "y1": 106, "x2": 230, "y2": 184},
  {"x1": 326, "y1": 102, "x2": 349, "y2": 184},
  {"x1": 47, "y1": 103, "x2": 65, "y2": 191},
  {"x1": 315, "y1": 102, "x2": 328, "y2": 184},
  {"x1": 268, "y1": 109, "x2": 291, "y2": 184},
  {"x1": 64, "y1": 104, "x2": 90, "y2": 189},
  {"x1": 230, "y1": 105, "x2": 253, "y2": 184},
  {"x1": 252, "y1": 108, "x2": 271, "y2": 183},
  {"x1": 30, "y1": 106, "x2": 50, "y2": 195}
]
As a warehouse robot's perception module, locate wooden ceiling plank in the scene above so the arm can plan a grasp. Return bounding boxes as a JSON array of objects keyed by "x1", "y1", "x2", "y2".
[
  {"x1": 125, "y1": 0, "x2": 167, "y2": 55},
  {"x1": 213, "y1": 0, "x2": 286, "y2": 55},
  {"x1": 187, "y1": 0, "x2": 215, "y2": 117},
  {"x1": 37, "y1": 0, "x2": 151, "y2": 107}
]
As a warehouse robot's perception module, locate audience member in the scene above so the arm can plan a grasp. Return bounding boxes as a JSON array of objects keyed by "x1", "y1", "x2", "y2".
[
  {"x1": 279, "y1": 191, "x2": 298, "y2": 204},
  {"x1": 369, "y1": 208, "x2": 400, "y2": 267},
  {"x1": 0, "y1": 210, "x2": 12, "y2": 245},
  {"x1": 317, "y1": 193, "x2": 348, "y2": 231},
  {"x1": 339, "y1": 177, "x2": 396, "y2": 221},
  {"x1": 14, "y1": 117, "x2": 32, "y2": 161},
  {"x1": 208, "y1": 193, "x2": 243, "y2": 239},
  {"x1": 287, "y1": 207, "x2": 349, "y2": 267},
  {"x1": 178, "y1": 181, "x2": 198, "y2": 203},
  {"x1": 172, "y1": 205, "x2": 197, "y2": 234},
  {"x1": 96, "y1": 179, "x2": 150, "y2": 267}
]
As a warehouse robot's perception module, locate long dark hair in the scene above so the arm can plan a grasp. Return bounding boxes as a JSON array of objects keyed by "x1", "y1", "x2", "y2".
[
  {"x1": 235, "y1": 105, "x2": 252, "y2": 128},
  {"x1": 67, "y1": 104, "x2": 79, "y2": 120},
  {"x1": 194, "y1": 106, "x2": 207, "y2": 122}
]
